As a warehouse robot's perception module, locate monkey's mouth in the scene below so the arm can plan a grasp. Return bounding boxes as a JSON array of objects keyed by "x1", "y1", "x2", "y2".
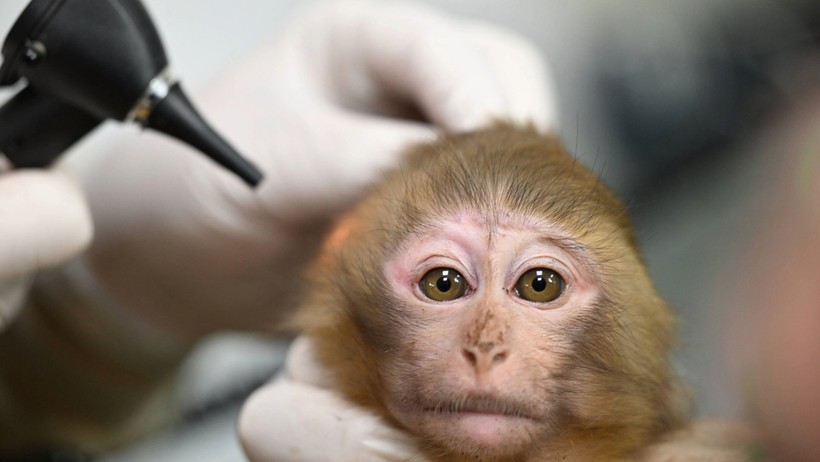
[
  {"x1": 417, "y1": 396, "x2": 541, "y2": 450},
  {"x1": 422, "y1": 396, "x2": 537, "y2": 421}
]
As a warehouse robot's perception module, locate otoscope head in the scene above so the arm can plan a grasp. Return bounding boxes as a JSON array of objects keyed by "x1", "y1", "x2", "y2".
[
  {"x1": 0, "y1": 0, "x2": 263, "y2": 187},
  {"x1": 148, "y1": 84, "x2": 264, "y2": 187},
  {"x1": 0, "y1": 0, "x2": 167, "y2": 118}
]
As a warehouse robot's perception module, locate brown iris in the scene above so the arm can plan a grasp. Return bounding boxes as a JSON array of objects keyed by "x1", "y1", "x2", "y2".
[
  {"x1": 514, "y1": 268, "x2": 564, "y2": 303},
  {"x1": 419, "y1": 268, "x2": 467, "y2": 301}
]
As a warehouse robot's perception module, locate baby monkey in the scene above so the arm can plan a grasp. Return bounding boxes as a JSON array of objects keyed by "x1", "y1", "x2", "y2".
[{"x1": 292, "y1": 124, "x2": 753, "y2": 461}]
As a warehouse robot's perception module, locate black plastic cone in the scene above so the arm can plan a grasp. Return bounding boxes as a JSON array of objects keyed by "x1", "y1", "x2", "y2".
[{"x1": 146, "y1": 84, "x2": 263, "y2": 187}]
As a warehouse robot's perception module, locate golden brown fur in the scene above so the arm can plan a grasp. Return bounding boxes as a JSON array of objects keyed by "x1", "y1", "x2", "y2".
[{"x1": 294, "y1": 124, "x2": 753, "y2": 461}]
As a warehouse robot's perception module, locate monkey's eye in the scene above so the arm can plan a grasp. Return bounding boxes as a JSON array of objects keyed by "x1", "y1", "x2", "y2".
[
  {"x1": 419, "y1": 268, "x2": 467, "y2": 302},
  {"x1": 514, "y1": 268, "x2": 565, "y2": 303}
]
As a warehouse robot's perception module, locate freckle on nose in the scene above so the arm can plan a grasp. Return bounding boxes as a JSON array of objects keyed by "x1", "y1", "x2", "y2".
[{"x1": 477, "y1": 341, "x2": 495, "y2": 353}]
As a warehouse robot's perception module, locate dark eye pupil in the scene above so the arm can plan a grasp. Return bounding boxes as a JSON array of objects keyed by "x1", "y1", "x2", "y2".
[
  {"x1": 531, "y1": 276, "x2": 547, "y2": 292},
  {"x1": 420, "y1": 268, "x2": 467, "y2": 302},
  {"x1": 513, "y1": 268, "x2": 565, "y2": 304},
  {"x1": 436, "y1": 277, "x2": 452, "y2": 292}
]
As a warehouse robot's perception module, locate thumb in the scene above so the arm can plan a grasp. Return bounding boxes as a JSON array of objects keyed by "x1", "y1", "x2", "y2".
[
  {"x1": 0, "y1": 169, "x2": 93, "y2": 281},
  {"x1": 254, "y1": 111, "x2": 437, "y2": 223}
]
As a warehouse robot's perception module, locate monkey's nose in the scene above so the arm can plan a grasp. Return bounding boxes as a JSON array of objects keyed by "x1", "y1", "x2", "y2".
[{"x1": 462, "y1": 342, "x2": 509, "y2": 373}]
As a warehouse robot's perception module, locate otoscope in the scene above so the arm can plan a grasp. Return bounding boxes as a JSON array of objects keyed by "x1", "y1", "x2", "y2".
[{"x1": 0, "y1": 0, "x2": 263, "y2": 187}]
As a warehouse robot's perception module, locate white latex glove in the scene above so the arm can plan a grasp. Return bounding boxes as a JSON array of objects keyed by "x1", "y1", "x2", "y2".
[
  {"x1": 235, "y1": 3, "x2": 557, "y2": 462},
  {"x1": 0, "y1": 169, "x2": 92, "y2": 331},
  {"x1": 239, "y1": 336, "x2": 426, "y2": 462},
  {"x1": 44, "y1": 0, "x2": 557, "y2": 339},
  {"x1": 24, "y1": 0, "x2": 556, "y2": 456}
]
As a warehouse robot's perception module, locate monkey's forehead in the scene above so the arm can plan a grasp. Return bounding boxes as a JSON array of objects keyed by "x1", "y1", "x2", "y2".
[
  {"x1": 366, "y1": 208, "x2": 620, "y2": 281},
  {"x1": 389, "y1": 128, "x2": 628, "y2": 229},
  {"x1": 404, "y1": 209, "x2": 575, "y2": 237},
  {"x1": 344, "y1": 124, "x2": 638, "y2": 259},
  {"x1": 359, "y1": 182, "x2": 633, "y2": 258}
]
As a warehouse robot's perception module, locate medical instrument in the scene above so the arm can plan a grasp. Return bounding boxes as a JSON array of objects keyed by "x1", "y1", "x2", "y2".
[{"x1": 0, "y1": 0, "x2": 263, "y2": 187}]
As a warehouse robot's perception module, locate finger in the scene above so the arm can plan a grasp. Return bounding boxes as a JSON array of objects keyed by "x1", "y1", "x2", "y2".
[
  {"x1": 238, "y1": 379, "x2": 344, "y2": 462},
  {"x1": 0, "y1": 169, "x2": 93, "y2": 281},
  {"x1": 239, "y1": 378, "x2": 422, "y2": 462},
  {"x1": 362, "y1": 434, "x2": 426, "y2": 462},
  {"x1": 303, "y1": 1, "x2": 509, "y2": 132},
  {"x1": 360, "y1": 2, "x2": 508, "y2": 132},
  {"x1": 252, "y1": 110, "x2": 437, "y2": 222},
  {"x1": 462, "y1": 21, "x2": 560, "y2": 132},
  {"x1": 284, "y1": 335, "x2": 337, "y2": 386}
]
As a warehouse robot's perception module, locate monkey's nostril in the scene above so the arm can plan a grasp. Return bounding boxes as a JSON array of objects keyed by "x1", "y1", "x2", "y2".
[
  {"x1": 463, "y1": 349, "x2": 478, "y2": 366},
  {"x1": 462, "y1": 346, "x2": 509, "y2": 370}
]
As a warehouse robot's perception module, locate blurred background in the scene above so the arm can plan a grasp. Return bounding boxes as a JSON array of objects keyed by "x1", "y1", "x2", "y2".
[{"x1": 1, "y1": 0, "x2": 819, "y2": 460}]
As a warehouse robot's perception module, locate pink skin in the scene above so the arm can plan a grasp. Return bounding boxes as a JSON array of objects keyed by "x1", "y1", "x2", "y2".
[{"x1": 382, "y1": 211, "x2": 600, "y2": 456}]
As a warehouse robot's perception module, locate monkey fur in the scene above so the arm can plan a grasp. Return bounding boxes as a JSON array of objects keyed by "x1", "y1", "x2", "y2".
[{"x1": 293, "y1": 123, "x2": 755, "y2": 461}]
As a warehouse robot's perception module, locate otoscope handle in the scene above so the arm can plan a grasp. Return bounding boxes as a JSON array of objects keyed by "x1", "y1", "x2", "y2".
[{"x1": 0, "y1": 86, "x2": 100, "y2": 168}]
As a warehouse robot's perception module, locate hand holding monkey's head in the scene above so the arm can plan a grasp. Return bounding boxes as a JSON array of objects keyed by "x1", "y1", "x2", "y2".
[{"x1": 297, "y1": 123, "x2": 684, "y2": 461}]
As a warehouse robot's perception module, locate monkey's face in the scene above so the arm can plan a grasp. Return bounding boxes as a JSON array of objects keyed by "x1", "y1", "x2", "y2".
[
  {"x1": 306, "y1": 125, "x2": 679, "y2": 460},
  {"x1": 377, "y1": 210, "x2": 603, "y2": 458}
]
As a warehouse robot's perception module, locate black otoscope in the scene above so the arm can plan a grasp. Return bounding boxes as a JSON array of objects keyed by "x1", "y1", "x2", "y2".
[{"x1": 0, "y1": 0, "x2": 263, "y2": 187}]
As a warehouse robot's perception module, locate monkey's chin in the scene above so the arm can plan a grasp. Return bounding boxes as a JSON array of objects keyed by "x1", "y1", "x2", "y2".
[{"x1": 418, "y1": 411, "x2": 540, "y2": 458}]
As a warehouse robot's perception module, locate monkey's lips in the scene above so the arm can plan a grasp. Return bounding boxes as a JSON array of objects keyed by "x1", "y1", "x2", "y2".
[{"x1": 420, "y1": 398, "x2": 541, "y2": 450}]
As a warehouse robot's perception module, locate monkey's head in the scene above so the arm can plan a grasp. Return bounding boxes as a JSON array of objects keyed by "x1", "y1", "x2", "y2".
[{"x1": 298, "y1": 123, "x2": 684, "y2": 461}]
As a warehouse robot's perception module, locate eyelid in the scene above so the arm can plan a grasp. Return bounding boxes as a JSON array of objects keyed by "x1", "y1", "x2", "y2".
[
  {"x1": 411, "y1": 255, "x2": 475, "y2": 288},
  {"x1": 509, "y1": 257, "x2": 573, "y2": 290}
]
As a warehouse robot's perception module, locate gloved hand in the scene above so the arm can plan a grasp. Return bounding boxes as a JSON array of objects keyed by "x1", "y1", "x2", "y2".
[
  {"x1": 234, "y1": 3, "x2": 558, "y2": 461},
  {"x1": 0, "y1": 169, "x2": 92, "y2": 331},
  {"x1": 50, "y1": 0, "x2": 556, "y2": 339},
  {"x1": 22, "y1": 0, "x2": 557, "y2": 456},
  {"x1": 240, "y1": 336, "x2": 425, "y2": 462}
]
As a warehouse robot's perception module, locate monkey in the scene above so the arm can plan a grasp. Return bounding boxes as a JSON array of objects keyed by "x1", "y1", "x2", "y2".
[{"x1": 289, "y1": 123, "x2": 757, "y2": 461}]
